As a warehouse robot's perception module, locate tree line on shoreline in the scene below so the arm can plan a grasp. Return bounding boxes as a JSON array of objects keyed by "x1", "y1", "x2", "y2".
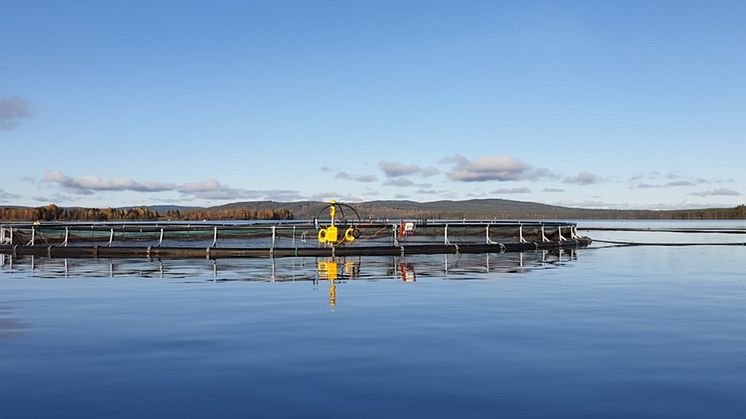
[
  {"x1": 0, "y1": 204, "x2": 294, "y2": 221},
  {"x1": 0, "y1": 203, "x2": 744, "y2": 222}
]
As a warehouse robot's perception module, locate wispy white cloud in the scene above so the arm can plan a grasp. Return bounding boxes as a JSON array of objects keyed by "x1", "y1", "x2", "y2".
[
  {"x1": 44, "y1": 170, "x2": 175, "y2": 194},
  {"x1": 629, "y1": 173, "x2": 731, "y2": 188},
  {"x1": 629, "y1": 171, "x2": 661, "y2": 181},
  {"x1": 178, "y1": 180, "x2": 222, "y2": 193},
  {"x1": 335, "y1": 171, "x2": 378, "y2": 183},
  {"x1": 542, "y1": 187, "x2": 565, "y2": 192},
  {"x1": 491, "y1": 187, "x2": 531, "y2": 194},
  {"x1": 665, "y1": 180, "x2": 696, "y2": 187},
  {"x1": 32, "y1": 193, "x2": 81, "y2": 204},
  {"x1": 0, "y1": 96, "x2": 32, "y2": 130},
  {"x1": 309, "y1": 192, "x2": 364, "y2": 202},
  {"x1": 562, "y1": 171, "x2": 604, "y2": 185},
  {"x1": 630, "y1": 183, "x2": 659, "y2": 189},
  {"x1": 688, "y1": 188, "x2": 741, "y2": 197},
  {"x1": 41, "y1": 170, "x2": 304, "y2": 201},
  {"x1": 384, "y1": 178, "x2": 415, "y2": 187},
  {"x1": 443, "y1": 154, "x2": 555, "y2": 182},
  {"x1": 553, "y1": 199, "x2": 740, "y2": 210},
  {"x1": 0, "y1": 188, "x2": 21, "y2": 202},
  {"x1": 694, "y1": 177, "x2": 733, "y2": 184},
  {"x1": 642, "y1": 202, "x2": 727, "y2": 210},
  {"x1": 552, "y1": 199, "x2": 631, "y2": 209},
  {"x1": 378, "y1": 161, "x2": 421, "y2": 178},
  {"x1": 421, "y1": 166, "x2": 440, "y2": 177}
]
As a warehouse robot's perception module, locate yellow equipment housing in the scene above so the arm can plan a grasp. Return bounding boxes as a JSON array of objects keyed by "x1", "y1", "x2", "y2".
[
  {"x1": 318, "y1": 225, "x2": 339, "y2": 244},
  {"x1": 344, "y1": 226, "x2": 356, "y2": 243}
]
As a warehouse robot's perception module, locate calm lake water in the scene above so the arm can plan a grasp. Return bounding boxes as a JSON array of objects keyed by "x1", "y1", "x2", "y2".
[{"x1": 1, "y1": 221, "x2": 746, "y2": 418}]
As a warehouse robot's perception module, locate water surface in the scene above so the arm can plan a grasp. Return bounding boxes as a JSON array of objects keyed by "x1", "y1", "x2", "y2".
[{"x1": 1, "y1": 223, "x2": 746, "y2": 418}]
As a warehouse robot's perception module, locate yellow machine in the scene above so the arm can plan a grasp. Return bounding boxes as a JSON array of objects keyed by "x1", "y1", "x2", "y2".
[
  {"x1": 317, "y1": 200, "x2": 361, "y2": 246},
  {"x1": 315, "y1": 201, "x2": 362, "y2": 307}
]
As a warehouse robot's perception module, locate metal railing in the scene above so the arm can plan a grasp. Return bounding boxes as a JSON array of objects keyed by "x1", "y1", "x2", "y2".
[{"x1": 0, "y1": 220, "x2": 579, "y2": 249}]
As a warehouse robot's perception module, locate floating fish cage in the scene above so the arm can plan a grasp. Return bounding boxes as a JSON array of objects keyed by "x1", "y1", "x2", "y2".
[{"x1": 0, "y1": 219, "x2": 590, "y2": 259}]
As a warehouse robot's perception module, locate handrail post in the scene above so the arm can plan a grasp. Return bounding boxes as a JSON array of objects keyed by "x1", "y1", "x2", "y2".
[
  {"x1": 541, "y1": 225, "x2": 548, "y2": 242},
  {"x1": 212, "y1": 226, "x2": 218, "y2": 248},
  {"x1": 557, "y1": 225, "x2": 566, "y2": 242},
  {"x1": 444, "y1": 224, "x2": 449, "y2": 245},
  {"x1": 519, "y1": 224, "x2": 526, "y2": 243},
  {"x1": 31, "y1": 226, "x2": 35, "y2": 246},
  {"x1": 157, "y1": 228, "x2": 164, "y2": 247},
  {"x1": 271, "y1": 226, "x2": 277, "y2": 249},
  {"x1": 108, "y1": 228, "x2": 114, "y2": 247},
  {"x1": 63, "y1": 227, "x2": 69, "y2": 247}
]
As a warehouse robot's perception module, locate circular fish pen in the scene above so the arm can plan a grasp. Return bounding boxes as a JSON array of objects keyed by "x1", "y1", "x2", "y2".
[{"x1": 0, "y1": 219, "x2": 590, "y2": 259}]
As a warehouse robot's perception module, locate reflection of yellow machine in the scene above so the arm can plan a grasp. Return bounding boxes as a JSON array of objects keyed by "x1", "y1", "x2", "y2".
[
  {"x1": 317, "y1": 258, "x2": 360, "y2": 281},
  {"x1": 316, "y1": 257, "x2": 361, "y2": 306},
  {"x1": 317, "y1": 201, "x2": 361, "y2": 246},
  {"x1": 317, "y1": 260, "x2": 339, "y2": 280}
]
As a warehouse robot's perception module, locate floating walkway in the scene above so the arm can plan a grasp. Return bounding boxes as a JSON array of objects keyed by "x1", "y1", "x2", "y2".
[{"x1": 0, "y1": 219, "x2": 590, "y2": 259}]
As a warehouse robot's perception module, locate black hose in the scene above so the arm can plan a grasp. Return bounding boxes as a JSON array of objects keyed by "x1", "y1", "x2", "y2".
[
  {"x1": 314, "y1": 202, "x2": 362, "y2": 224},
  {"x1": 581, "y1": 227, "x2": 746, "y2": 234},
  {"x1": 592, "y1": 238, "x2": 746, "y2": 246}
]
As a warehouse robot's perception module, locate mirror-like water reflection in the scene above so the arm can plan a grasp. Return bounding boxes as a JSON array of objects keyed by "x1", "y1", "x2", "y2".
[
  {"x1": 1, "y1": 250, "x2": 578, "y2": 307},
  {"x1": 1, "y1": 250, "x2": 577, "y2": 281},
  {"x1": 2, "y1": 236, "x2": 746, "y2": 417}
]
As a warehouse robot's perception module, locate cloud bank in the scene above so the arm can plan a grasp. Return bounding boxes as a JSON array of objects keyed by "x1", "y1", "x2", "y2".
[
  {"x1": 443, "y1": 154, "x2": 554, "y2": 182},
  {"x1": 378, "y1": 161, "x2": 421, "y2": 178},
  {"x1": 42, "y1": 170, "x2": 304, "y2": 201}
]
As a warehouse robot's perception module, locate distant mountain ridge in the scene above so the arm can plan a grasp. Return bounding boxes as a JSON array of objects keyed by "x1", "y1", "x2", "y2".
[{"x1": 157, "y1": 199, "x2": 746, "y2": 220}]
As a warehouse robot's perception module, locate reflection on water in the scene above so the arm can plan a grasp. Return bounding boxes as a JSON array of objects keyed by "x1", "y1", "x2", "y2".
[
  {"x1": 2, "y1": 237, "x2": 746, "y2": 418},
  {"x1": 0, "y1": 250, "x2": 577, "y2": 282},
  {"x1": 1, "y1": 250, "x2": 578, "y2": 306}
]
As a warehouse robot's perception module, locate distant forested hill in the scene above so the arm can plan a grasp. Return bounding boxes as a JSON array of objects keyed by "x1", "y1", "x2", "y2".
[
  {"x1": 214, "y1": 199, "x2": 746, "y2": 220},
  {"x1": 1, "y1": 200, "x2": 744, "y2": 221}
]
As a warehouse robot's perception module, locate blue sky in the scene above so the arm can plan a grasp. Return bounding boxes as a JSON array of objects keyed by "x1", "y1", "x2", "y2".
[{"x1": 1, "y1": 0, "x2": 744, "y2": 209}]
